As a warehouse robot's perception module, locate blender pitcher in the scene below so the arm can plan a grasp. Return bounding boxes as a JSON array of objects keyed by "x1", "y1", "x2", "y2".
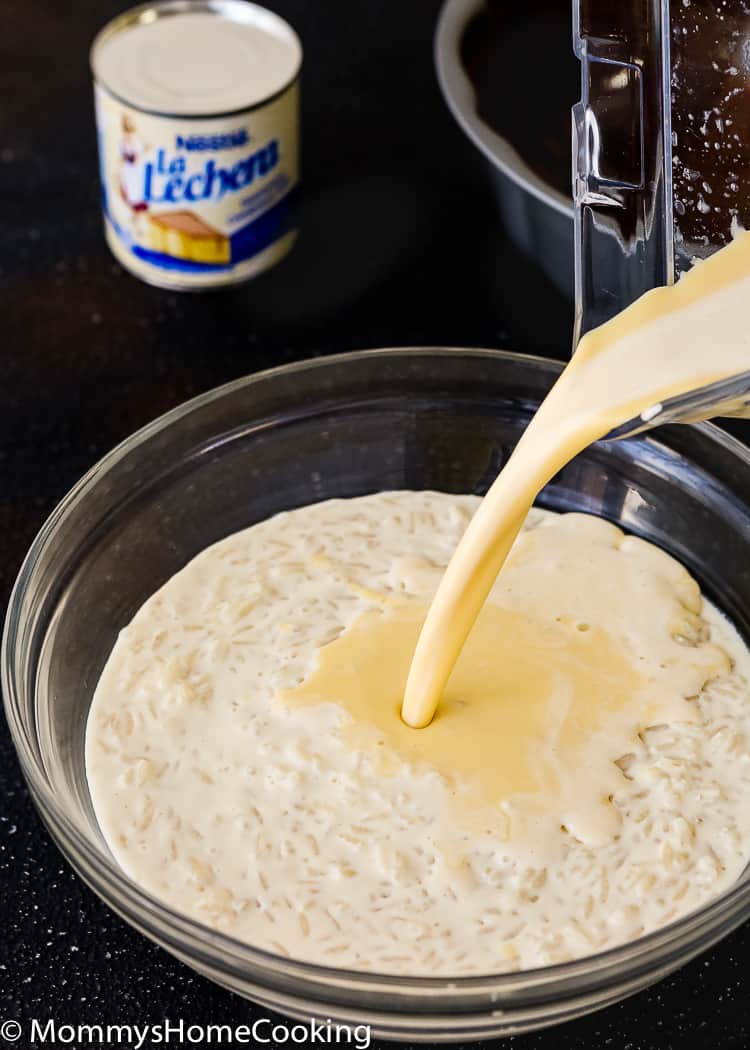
[{"x1": 572, "y1": 0, "x2": 750, "y2": 435}]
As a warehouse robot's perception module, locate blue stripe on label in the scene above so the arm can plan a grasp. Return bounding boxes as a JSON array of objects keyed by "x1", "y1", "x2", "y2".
[
  {"x1": 131, "y1": 245, "x2": 232, "y2": 274},
  {"x1": 230, "y1": 187, "x2": 297, "y2": 264},
  {"x1": 109, "y1": 189, "x2": 298, "y2": 274}
]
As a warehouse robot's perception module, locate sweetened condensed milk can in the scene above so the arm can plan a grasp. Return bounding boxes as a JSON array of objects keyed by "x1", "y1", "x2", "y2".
[{"x1": 91, "y1": 0, "x2": 301, "y2": 290}]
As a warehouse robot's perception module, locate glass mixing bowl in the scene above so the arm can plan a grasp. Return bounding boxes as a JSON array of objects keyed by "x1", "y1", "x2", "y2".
[{"x1": 5, "y1": 348, "x2": 750, "y2": 1041}]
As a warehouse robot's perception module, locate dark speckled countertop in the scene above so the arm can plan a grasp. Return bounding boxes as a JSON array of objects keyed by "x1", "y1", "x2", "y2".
[{"x1": 2, "y1": 2, "x2": 750, "y2": 1047}]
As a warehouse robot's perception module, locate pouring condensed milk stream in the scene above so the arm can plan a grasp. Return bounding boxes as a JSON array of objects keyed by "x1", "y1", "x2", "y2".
[
  {"x1": 401, "y1": 231, "x2": 750, "y2": 731},
  {"x1": 399, "y1": 0, "x2": 750, "y2": 732}
]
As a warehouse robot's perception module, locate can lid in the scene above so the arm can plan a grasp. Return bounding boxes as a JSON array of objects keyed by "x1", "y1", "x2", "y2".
[{"x1": 91, "y1": 0, "x2": 302, "y2": 117}]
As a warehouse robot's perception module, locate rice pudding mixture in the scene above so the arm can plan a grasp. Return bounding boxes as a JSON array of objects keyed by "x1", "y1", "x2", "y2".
[
  {"x1": 87, "y1": 234, "x2": 750, "y2": 976},
  {"x1": 86, "y1": 493, "x2": 750, "y2": 975}
]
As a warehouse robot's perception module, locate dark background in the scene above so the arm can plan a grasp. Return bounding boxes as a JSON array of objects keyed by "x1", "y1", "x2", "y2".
[{"x1": 2, "y1": 1, "x2": 750, "y2": 1047}]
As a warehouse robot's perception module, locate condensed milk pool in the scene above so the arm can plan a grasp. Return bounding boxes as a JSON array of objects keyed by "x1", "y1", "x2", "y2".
[{"x1": 91, "y1": 0, "x2": 302, "y2": 289}]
